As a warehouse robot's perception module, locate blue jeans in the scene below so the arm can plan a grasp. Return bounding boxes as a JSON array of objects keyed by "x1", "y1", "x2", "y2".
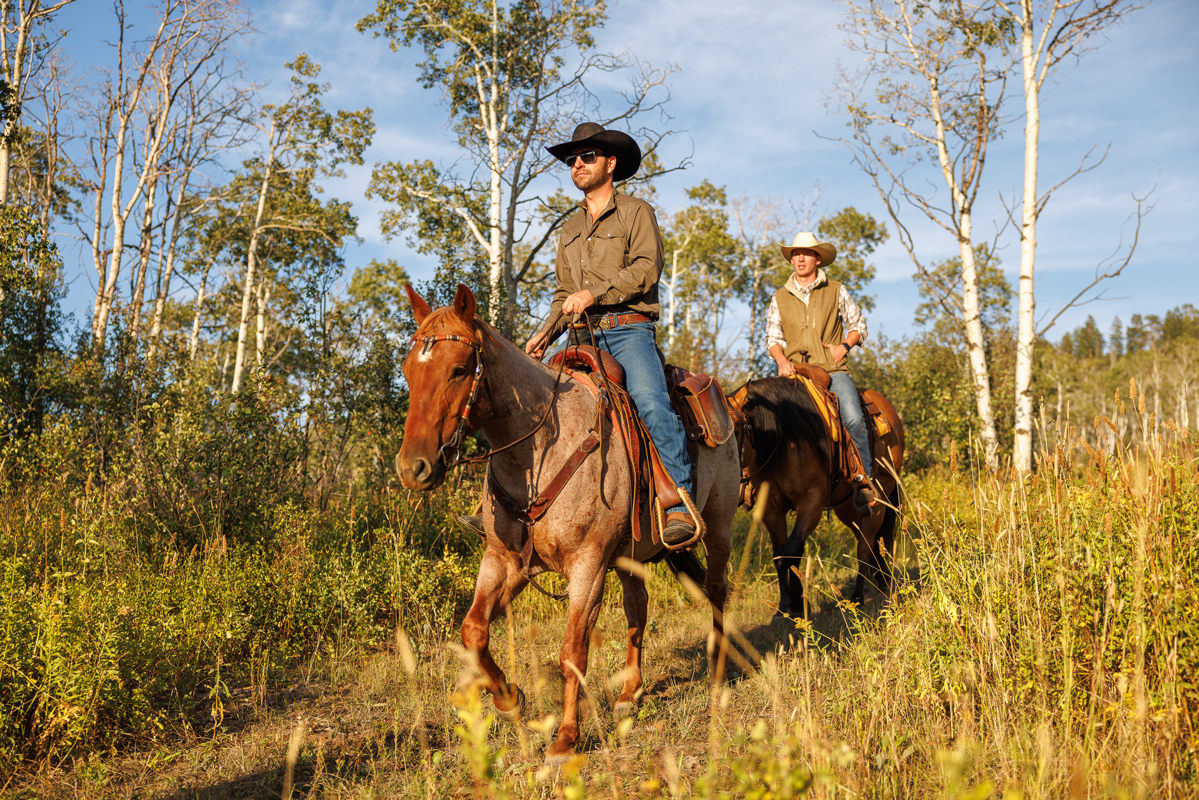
[
  {"x1": 569, "y1": 323, "x2": 693, "y2": 499},
  {"x1": 829, "y1": 372, "x2": 872, "y2": 480}
]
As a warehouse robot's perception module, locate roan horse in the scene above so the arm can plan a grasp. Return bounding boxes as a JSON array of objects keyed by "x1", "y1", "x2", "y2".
[
  {"x1": 397, "y1": 284, "x2": 740, "y2": 763},
  {"x1": 728, "y1": 377, "x2": 905, "y2": 616}
]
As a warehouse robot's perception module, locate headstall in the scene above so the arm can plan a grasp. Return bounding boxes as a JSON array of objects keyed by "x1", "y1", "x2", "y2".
[{"x1": 413, "y1": 333, "x2": 483, "y2": 467}]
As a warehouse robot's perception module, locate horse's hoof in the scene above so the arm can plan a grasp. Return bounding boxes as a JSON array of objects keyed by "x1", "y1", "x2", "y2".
[
  {"x1": 613, "y1": 700, "x2": 638, "y2": 720},
  {"x1": 492, "y1": 685, "x2": 526, "y2": 724},
  {"x1": 543, "y1": 750, "x2": 574, "y2": 769}
]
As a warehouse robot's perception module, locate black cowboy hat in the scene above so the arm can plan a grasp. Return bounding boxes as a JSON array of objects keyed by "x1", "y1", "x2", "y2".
[{"x1": 546, "y1": 122, "x2": 642, "y2": 182}]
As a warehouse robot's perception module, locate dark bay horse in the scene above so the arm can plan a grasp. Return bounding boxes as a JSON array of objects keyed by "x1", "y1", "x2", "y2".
[
  {"x1": 397, "y1": 284, "x2": 740, "y2": 764},
  {"x1": 728, "y1": 377, "x2": 905, "y2": 615}
]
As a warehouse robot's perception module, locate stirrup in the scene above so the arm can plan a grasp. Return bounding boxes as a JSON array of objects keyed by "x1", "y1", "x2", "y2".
[
  {"x1": 662, "y1": 510, "x2": 696, "y2": 546},
  {"x1": 851, "y1": 476, "x2": 879, "y2": 517}
]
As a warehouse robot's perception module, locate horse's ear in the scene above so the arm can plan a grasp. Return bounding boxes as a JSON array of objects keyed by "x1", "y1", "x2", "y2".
[
  {"x1": 727, "y1": 383, "x2": 749, "y2": 411},
  {"x1": 452, "y1": 283, "x2": 476, "y2": 324},
  {"x1": 405, "y1": 283, "x2": 432, "y2": 325}
]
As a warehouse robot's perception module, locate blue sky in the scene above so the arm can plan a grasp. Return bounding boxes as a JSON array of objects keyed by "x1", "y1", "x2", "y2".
[{"x1": 55, "y1": 0, "x2": 1197, "y2": 345}]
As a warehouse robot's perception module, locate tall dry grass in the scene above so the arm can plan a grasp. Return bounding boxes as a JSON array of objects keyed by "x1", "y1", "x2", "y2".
[
  {"x1": 3, "y1": 396, "x2": 1195, "y2": 798},
  {"x1": 367, "y1": 412, "x2": 1196, "y2": 798}
]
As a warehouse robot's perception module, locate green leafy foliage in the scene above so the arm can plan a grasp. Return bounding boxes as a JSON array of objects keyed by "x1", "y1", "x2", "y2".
[
  {"x1": 0, "y1": 206, "x2": 67, "y2": 442},
  {"x1": 661, "y1": 181, "x2": 743, "y2": 374}
]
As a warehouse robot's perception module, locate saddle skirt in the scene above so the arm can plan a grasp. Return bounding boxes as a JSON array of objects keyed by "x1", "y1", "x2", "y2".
[
  {"x1": 546, "y1": 345, "x2": 734, "y2": 545},
  {"x1": 786, "y1": 368, "x2": 890, "y2": 487}
]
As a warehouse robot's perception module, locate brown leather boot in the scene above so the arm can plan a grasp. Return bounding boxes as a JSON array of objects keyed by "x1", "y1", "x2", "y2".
[
  {"x1": 662, "y1": 510, "x2": 697, "y2": 546},
  {"x1": 852, "y1": 476, "x2": 879, "y2": 517}
]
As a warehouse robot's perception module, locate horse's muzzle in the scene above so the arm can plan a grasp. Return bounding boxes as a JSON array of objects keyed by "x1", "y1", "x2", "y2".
[{"x1": 398, "y1": 452, "x2": 446, "y2": 491}]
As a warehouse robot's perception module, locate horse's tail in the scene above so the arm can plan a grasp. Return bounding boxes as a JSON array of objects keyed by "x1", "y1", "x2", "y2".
[{"x1": 664, "y1": 550, "x2": 709, "y2": 599}]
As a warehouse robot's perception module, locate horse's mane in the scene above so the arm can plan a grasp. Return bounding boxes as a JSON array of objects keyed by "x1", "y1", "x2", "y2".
[
  {"x1": 418, "y1": 305, "x2": 554, "y2": 377},
  {"x1": 740, "y1": 377, "x2": 829, "y2": 467}
]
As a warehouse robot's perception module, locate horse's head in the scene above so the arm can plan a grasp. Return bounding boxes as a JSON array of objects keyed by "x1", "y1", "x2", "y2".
[{"x1": 398, "y1": 283, "x2": 484, "y2": 491}]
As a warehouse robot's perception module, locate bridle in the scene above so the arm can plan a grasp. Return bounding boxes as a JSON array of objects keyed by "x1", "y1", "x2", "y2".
[
  {"x1": 409, "y1": 318, "x2": 598, "y2": 603},
  {"x1": 408, "y1": 324, "x2": 573, "y2": 471},
  {"x1": 411, "y1": 333, "x2": 484, "y2": 469}
]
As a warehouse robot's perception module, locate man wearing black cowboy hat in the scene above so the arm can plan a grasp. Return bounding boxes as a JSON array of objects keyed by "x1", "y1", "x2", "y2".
[{"x1": 525, "y1": 122, "x2": 696, "y2": 545}]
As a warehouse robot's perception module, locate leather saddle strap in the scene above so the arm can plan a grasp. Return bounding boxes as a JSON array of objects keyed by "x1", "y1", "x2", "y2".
[
  {"x1": 794, "y1": 375, "x2": 848, "y2": 497},
  {"x1": 485, "y1": 368, "x2": 606, "y2": 601},
  {"x1": 487, "y1": 381, "x2": 604, "y2": 527}
]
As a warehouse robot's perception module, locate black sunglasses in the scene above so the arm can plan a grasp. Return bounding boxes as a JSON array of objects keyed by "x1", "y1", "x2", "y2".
[{"x1": 564, "y1": 150, "x2": 603, "y2": 167}]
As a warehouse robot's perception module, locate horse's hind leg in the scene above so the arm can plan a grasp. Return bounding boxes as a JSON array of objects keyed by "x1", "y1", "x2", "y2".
[
  {"x1": 614, "y1": 567, "x2": 647, "y2": 718},
  {"x1": 762, "y1": 504, "x2": 797, "y2": 618},
  {"x1": 874, "y1": 485, "x2": 901, "y2": 598},
  {"x1": 850, "y1": 516, "x2": 886, "y2": 604},
  {"x1": 461, "y1": 546, "x2": 527, "y2": 718}
]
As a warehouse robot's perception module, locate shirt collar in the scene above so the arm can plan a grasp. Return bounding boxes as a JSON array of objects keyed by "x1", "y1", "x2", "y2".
[
  {"x1": 785, "y1": 268, "x2": 828, "y2": 299},
  {"x1": 579, "y1": 189, "x2": 619, "y2": 220}
]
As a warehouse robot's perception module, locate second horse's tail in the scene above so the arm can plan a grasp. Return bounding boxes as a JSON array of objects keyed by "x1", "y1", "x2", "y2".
[{"x1": 664, "y1": 549, "x2": 708, "y2": 599}]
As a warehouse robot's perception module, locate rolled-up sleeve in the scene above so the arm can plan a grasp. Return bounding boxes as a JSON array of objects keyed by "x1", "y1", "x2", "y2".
[
  {"x1": 765, "y1": 297, "x2": 786, "y2": 352},
  {"x1": 839, "y1": 286, "x2": 867, "y2": 344}
]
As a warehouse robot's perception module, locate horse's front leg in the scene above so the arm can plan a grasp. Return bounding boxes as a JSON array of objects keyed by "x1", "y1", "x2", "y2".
[
  {"x1": 546, "y1": 563, "x2": 607, "y2": 764},
  {"x1": 779, "y1": 496, "x2": 824, "y2": 619},
  {"x1": 614, "y1": 566, "x2": 647, "y2": 718},
  {"x1": 762, "y1": 502, "x2": 796, "y2": 618},
  {"x1": 461, "y1": 545, "x2": 528, "y2": 718}
]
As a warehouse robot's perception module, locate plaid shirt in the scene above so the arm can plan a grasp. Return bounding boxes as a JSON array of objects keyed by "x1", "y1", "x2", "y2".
[{"x1": 765, "y1": 270, "x2": 868, "y2": 352}]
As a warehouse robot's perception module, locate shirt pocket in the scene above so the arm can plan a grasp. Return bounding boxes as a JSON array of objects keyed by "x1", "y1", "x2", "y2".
[{"x1": 589, "y1": 224, "x2": 628, "y2": 268}]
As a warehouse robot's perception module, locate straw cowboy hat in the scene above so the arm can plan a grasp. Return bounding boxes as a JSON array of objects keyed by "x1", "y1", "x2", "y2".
[
  {"x1": 547, "y1": 122, "x2": 642, "y2": 182},
  {"x1": 779, "y1": 232, "x2": 837, "y2": 267}
]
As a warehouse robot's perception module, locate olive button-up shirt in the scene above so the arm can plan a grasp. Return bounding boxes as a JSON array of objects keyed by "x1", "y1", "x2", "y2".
[{"x1": 540, "y1": 191, "x2": 664, "y2": 342}]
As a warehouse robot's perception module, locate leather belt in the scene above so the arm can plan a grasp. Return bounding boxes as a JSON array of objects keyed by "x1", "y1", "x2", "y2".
[{"x1": 570, "y1": 312, "x2": 653, "y2": 330}]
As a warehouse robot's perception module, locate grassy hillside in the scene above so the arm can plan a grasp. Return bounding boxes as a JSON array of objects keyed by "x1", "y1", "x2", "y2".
[{"x1": 2, "y1": 422, "x2": 1195, "y2": 797}]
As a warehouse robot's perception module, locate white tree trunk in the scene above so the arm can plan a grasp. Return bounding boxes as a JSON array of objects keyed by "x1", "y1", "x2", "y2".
[
  {"x1": 485, "y1": 0, "x2": 503, "y2": 328},
  {"x1": 667, "y1": 249, "x2": 680, "y2": 350},
  {"x1": 188, "y1": 256, "x2": 213, "y2": 361},
  {"x1": 0, "y1": 0, "x2": 33, "y2": 205},
  {"x1": 232, "y1": 147, "x2": 274, "y2": 393},
  {"x1": 957, "y1": 220, "x2": 999, "y2": 467},
  {"x1": 148, "y1": 175, "x2": 187, "y2": 359},
  {"x1": 1012, "y1": 0, "x2": 1041, "y2": 474},
  {"x1": 91, "y1": 4, "x2": 172, "y2": 351},
  {"x1": 255, "y1": 275, "x2": 271, "y2": 366},
  {"x1": 925, "y1": 58, "x2": 1000, "y2": 468},
  {"x1": 129, "y1": 171, "x2": 159, "y2": 346}
]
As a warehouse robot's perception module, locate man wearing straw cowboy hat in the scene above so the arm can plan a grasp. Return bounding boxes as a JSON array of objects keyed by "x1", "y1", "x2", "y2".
[
  {"x1": 767, "y1": 231, "x2": 878, "y2": 515},
  {"x1": 525, "y1": 122, "x2": 697, "y2": 546}
]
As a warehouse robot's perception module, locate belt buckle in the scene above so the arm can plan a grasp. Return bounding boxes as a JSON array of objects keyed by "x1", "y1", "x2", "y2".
[{"x1": 598, "y1": 314, "x2": 613, "y2": 330}]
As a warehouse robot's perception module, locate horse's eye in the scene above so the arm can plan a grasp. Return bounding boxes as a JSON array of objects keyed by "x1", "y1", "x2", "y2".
[{"x1": 451, "y1": 365, "x2": 468, "y2": 379}]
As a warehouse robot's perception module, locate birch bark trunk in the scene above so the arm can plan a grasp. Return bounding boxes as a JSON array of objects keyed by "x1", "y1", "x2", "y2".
[
  {"x1": 91, "y1": 6, "x2": 172, "y2": 353},
  {"x1": 188, "y1": 255, "x2": 214, "y2": 361},
  {"x1": 255, "y1": 275, "x2": 271, "y2": 366},
  {"x1": 1012, "y1": 0, "x2": 1041, "y2": 473},
  {"x1": 956, "y1": 211, "x2": 999, "y2": 466},
  {"x1": 129, "y1": 170, "x2": 160, "y2": 346},
  {"x1": 0, "y1": 1, "x2": 76, "y2": 203},
  {"x1": 230, "y1": 147, "x2": 273, "y2": 393}
]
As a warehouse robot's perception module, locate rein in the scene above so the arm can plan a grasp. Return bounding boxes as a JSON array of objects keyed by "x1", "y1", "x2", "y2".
[
  {"x1": 413, "y1": 333, "x2": 484, "y2": 468},
  {"x1": 413, "y1": 316, "x2": 605, "y2": 602}
]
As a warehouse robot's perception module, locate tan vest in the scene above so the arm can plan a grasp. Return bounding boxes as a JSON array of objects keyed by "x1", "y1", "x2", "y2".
[{"x1": 775, "y1": 279, "x2": 848, "y2": 375}]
